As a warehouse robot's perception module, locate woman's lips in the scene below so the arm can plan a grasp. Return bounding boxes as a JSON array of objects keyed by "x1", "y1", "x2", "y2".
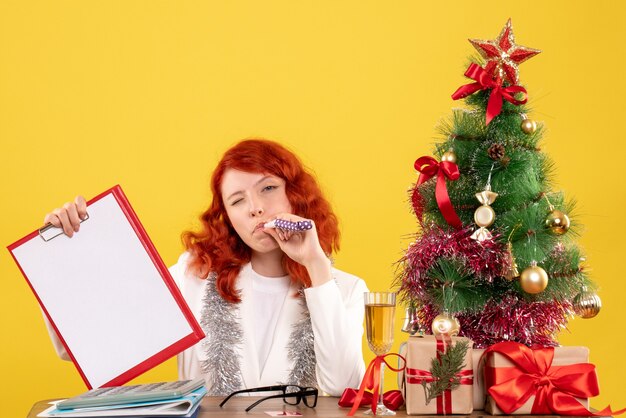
[{"x1": 253, "y1": 222, "x2": 268, "y2": 234}]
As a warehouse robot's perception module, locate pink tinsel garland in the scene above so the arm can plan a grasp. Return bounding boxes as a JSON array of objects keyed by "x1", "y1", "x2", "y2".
[{"x1": 398, "y1": 225, "x2": 573, "y2": 348}]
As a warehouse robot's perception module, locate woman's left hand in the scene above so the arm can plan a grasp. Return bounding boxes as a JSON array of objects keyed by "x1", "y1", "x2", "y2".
[{"x1": 263, "y1": 213, "x2": 332, "y2": 286}]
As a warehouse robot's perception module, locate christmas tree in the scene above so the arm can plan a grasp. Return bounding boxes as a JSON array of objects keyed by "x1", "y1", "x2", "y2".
[{"x1": 397, "y1": 19, "x2": 602, "y2": 348}]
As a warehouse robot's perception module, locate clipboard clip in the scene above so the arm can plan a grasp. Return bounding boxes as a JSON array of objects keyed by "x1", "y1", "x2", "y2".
[{"x1": 39, "y1": 214, "x2": 90, "y2": 242}]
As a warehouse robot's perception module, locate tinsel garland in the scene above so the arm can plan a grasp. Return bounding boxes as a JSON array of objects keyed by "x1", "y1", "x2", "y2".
[
  {"x1": 285, "y1": 294, "x2": 317, "y2": 388},
  {"x1": 399, "y1": 225, "x2": 510, "y2": 293},
  {"x1": 200, "y1": 273, "x2": 244, "y2": 396},
  {"x1": 417, "y1": 296, "x2": 573, "y2": 348},
  {"x1": 200, "y1": 272, "x2": 317, "y2": 395},
  {"x1": 397, "y1": 225, "x2": 575, "y2": 347}
]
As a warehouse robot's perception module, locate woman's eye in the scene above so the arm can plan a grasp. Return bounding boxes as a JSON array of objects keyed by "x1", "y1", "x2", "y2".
[
  {"x1": 231, "y1": 198, "x2": 243, "y2": 206},
  {"x1": 263, "y1": 185, "x2": 277, "y2": 192}
]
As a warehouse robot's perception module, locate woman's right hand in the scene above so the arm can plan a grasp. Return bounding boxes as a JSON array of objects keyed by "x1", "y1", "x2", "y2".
[{"x1": 43, "y1": 196, "x2": 88, "y2": 238}]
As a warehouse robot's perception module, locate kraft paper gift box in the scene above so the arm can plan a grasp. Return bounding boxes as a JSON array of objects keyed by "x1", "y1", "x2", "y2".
[
  {"x1": 399, "y1": 341, "x2": 408, "y2": 392},
  {"x1": 472, "y1": 348, "x2": 486, "y2": 410},
  {"x1": 484, "y1": 344, "x2": 591, "y2": 415},
  {"x1": 403, "y1": 343, "x2": 485, "y2": 410},
  {"x1": 404, "y1": 335, "x2": 474, "y2": 415}
]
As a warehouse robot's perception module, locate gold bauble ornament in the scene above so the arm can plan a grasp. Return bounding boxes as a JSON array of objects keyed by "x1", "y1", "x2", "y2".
[
  {"x1": 545, "y1": 209, "x2": 570, "y2": 235},
  {"x1": 519, "y1": 261, "x2": 549, "y2": 294},
  {"x1": 431, "y1": 312, "x2": 461, "y2": 336},
  {"x1": 573, "y1": 287, "x2": 602, "y2": 319},
  {"x1": 441, "y1": 150, "x2": 457, "y2": 164},
  {"x1": 521, "y1": 118, "x2": 537, "y2": 134}
]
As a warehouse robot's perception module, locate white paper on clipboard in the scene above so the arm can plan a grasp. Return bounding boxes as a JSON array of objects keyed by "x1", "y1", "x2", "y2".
[{"x1": 8, "y1": 185, "x2": 204, "y2": 389}]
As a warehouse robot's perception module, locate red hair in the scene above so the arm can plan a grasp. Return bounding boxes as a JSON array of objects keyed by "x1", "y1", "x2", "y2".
[{"x1": 182, "y1": 139, "x2": 340, "y2": 303}]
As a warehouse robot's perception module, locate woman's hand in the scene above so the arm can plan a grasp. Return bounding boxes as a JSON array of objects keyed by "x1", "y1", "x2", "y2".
[
  {"x1": 263, "y1": 213, "x2": 332, "y2": 287},
  {"x1": 43, "y1": 196, "x2": 88, "y2": 238}
]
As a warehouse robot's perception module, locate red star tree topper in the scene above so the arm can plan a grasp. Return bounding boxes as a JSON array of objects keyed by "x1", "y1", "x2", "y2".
[{"x1": 469, "y1": 18, "x2": 541, "y2": 85}]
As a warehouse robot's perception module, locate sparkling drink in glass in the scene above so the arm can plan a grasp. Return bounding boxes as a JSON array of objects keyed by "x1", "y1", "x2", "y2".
[
  {"x1": 364, "y1": 292, "x2": 396, "y2": 416},
  {"x1": 365, "y1": 302, "x2": 395, "y2": 355}
]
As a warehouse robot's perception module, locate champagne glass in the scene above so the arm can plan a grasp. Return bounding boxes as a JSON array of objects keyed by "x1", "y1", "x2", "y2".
[{"x1": 364, "y1": 292, "x2": 396, "y2": 416}]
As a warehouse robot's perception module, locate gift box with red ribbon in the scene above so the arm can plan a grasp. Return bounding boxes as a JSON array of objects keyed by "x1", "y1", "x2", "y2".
[
  {"x1": 472, "y1": 348, "x2": 486, "y2": 410},
  {"x1": 483, "y1": 342, "x2": 625, "y2": 416},
  {"x1": 404, "y1": 335, "x2": 474, "y2": 415}
]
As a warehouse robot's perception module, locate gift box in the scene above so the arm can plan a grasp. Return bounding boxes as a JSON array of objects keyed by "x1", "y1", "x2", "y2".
[
  {"x1": 404, "y1": 335, "x2": 474, "y2": 415},
  {"x1": 398, "y1": 341, "x2": 408, "y2": 392},
  {"x1": 484, "y1": 342, "x2": 593, "y2": 415},
  {"x1": 472, "y1": 348, "x2": 485, "y2": 410},
  {"x1": 410, "y1": 345, "x2": 485, "y2": 410}
]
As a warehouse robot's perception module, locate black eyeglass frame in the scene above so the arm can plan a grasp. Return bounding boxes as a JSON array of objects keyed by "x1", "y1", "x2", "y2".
[{"x1": 219, "y1": 385, "x2": 319, "y2": 412}]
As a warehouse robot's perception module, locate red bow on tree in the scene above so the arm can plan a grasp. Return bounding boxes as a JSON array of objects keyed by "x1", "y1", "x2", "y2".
[
  {"x1": 451, "y1": 63, "x2": 527, "y2": 125},
  {"x1": 413, "y1": 156, "x2": 462, "y2": 230},
  {"x1": 483, "y1": 342, "x2": 625, "y2": 416}
]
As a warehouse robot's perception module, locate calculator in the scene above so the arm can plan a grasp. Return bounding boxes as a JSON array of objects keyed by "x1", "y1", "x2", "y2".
[{"x1": 56, "y1": 378, "x2": 205, "y2": 410}]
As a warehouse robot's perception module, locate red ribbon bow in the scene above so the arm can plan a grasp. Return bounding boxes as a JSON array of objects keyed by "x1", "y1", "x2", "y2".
[
  {"x1": 483, "y1": 341, "x2": 625, "y2": 416},
  {"x1": 451, "y1": 63, "x2": 528, "y2": 125},
  {"x1": 347, "y1": 353, "x2": 405, "y2": 416},
  {"x1": 338, "y1": 388, "x2": 404, "y2": 411},
  {"x1": 413, "y1": 156, "x2": 462, "y2": 230}
]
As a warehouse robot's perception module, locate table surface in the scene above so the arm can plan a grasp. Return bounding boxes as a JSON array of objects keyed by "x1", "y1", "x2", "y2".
[{"x1": 27, "y1": 396, "x2": 592, "y2": 418}]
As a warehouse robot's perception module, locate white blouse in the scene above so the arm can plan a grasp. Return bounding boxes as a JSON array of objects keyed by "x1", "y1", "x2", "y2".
[
  {"x1": 170, "y1": 253, "x2": 368, "y2": 396},
  {"x1": 250, "y1": 269, "x2": 291, "y2": 372}
]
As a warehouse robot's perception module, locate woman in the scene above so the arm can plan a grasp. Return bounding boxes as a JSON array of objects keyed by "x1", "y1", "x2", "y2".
[{"x1": 44, "y1": 139, "x2": 368, "y2": 396}]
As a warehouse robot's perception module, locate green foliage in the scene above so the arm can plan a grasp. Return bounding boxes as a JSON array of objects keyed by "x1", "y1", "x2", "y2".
[
  {"x1": 422, "y1": 340, "x2": 470, "y2": 405},
  {"x1": 539, "y1": 245, "x2": 590, "y2": 300},
  {"x1": 426, "y1": 258, "x2": 490, "y2": 312}
]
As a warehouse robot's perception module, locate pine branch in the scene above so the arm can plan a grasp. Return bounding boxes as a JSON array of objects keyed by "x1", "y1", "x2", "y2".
[
  {"x1": 421, "y1": 340, "x2": 470, "y2": 404},
  {"x1": 427, "y1": 258, "x2": 489, "y2": 312}
]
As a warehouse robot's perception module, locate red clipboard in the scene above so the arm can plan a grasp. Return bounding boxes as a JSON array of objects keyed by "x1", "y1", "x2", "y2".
[{"x1": 7, "y1": 185, "x2": 205, "y2": 389}]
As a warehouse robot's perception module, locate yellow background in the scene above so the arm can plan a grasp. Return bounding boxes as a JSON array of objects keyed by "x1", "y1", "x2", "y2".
[{"x1": 2, "y1": 1, "x2": 625, "y2": 416}]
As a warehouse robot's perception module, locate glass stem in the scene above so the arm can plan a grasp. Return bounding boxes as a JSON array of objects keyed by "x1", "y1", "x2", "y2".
[{"x1": 378, "y1": 362, "x2": 385, "y2": 407}]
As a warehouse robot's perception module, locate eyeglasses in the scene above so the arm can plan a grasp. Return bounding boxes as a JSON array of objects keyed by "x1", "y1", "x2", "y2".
[{"x1": 219, "y1": 385, "x2": 319, "y2": 412}]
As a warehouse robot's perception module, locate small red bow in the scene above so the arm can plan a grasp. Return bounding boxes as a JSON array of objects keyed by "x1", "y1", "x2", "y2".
[
  {"x1": 346, "y1": 353, "x2": 405, "y2": 416},
  {"x1": 451, "y1": 63, "x2": 528, "y2": 125},
  {"x1": 338, "y1": 388, "x2": 404, "y2": 411},
  {"x1": 484, "y1": 342, "x2": 625, "y2": 416},
  {"x1": 414, "y1": 156, "x2": 462, "y2": 229}
]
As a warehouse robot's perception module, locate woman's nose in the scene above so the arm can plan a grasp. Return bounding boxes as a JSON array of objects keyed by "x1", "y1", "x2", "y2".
[{"x1": 249, "y1": 203, "x2": 264, "y2": 217}]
